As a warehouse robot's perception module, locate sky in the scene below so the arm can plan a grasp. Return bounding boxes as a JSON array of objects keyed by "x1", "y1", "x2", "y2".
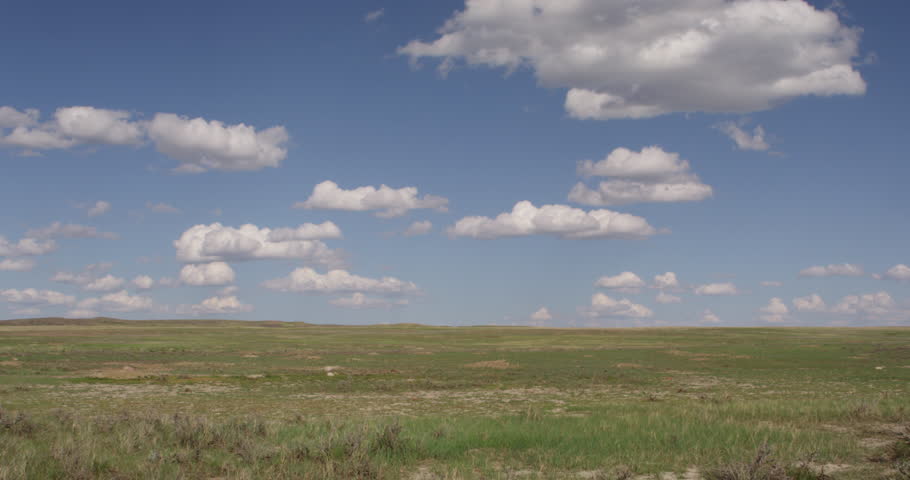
[{"x1": 1, "y1": 0, "x2": 908, "y2": 326}]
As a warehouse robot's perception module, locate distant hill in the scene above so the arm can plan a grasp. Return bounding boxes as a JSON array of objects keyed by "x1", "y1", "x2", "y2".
[{"x1": 0, "y1": 317, "x2": 312, "y2": 327}]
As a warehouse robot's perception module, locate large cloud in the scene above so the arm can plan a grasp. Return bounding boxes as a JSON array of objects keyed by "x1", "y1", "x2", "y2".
[
  {"x1": 579, "y1": 292, "x2": 653, "y2": 319},
  {"x1": 54, "y1": 106, "x2": 144, "y2": 145},
  {"x1": 264, "y1": 268, "x2": 420, "y2": 296},
  {"x1": 569, "y1": 146, "x2": 712, "y2": 206},
  {"x1": 179, "y1": 262, "x2": 236, "y2": 286},
  {"x1": 296, "y1": 181, "x2": 449, "y2": 218},
  {"x1": 448, "y1": 200, "x2": 657, "y2": 239},
  {"x1": 147, "y1": 113, "x2": 288, "y2": 173},
  {"x1": 400, "y1": 0, "x2": 865, "y2": 120},
  {"x1": 174, "y1": 223, "x2": 342, "y2": 266}
]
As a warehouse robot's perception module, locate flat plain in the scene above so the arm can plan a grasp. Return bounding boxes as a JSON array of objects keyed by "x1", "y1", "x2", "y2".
[{"x1": 0, "y1": 319, "x2": 908, "y2": 479}]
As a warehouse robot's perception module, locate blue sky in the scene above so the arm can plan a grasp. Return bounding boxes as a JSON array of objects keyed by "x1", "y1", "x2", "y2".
[{"x1": 1, "y1": 0, "x2": 907, "y2": 326}]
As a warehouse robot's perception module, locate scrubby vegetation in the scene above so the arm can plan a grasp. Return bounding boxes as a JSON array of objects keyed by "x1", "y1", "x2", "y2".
[{"x1": 0, "y1": 320, "x2": 907, "y2": 478}]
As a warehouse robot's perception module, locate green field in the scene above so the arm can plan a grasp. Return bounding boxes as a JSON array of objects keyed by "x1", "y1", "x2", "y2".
[{"x1": 0, "y1": 319, "x2": 908, "y2": 479}]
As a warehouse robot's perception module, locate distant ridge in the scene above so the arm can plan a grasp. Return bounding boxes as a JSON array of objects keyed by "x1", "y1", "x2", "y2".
[{"x1": 0, "y1": 317, "x2": 312, "y2": 327}]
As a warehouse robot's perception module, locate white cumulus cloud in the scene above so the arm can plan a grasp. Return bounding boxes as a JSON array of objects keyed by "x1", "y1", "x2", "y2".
[
  {"x1": 132, "y1": 275, "x2": 155, "y2": 290},
  {"x1": 595, "y1": 271, "x2": 645, "y2": 293},
  {"x1": 448, "y1": 200, "x2": 657, "y2": 239},
  {"x1": 793, "y1": 294, "x2": 826, "y2": 312},
  {"x1": 174, "y1": 223, "x2": 342, "y2": 267},
  {"x1": 579, "y1": 293, "x2": 653, "y2": 319},
  {"x1": 54, "y1": 106, "x2": 144, "y2": 145},
  {"x1": 296, "y1": 180, "x2": 449, "y2": 218},
  {"x1": 695, "y1": 282, "x2": 738, "y2": 296},
  {"x1": 179, "y1": 262, "x2": 236, "y2": 286},
  {"x1": 760, "y1": 297, "x2": 789, "y2": 323},
  {"x1": 569, "y1": 147, "x2": 712, "y2": 206},
  {"x1": 0, "y1": 236, "x2": 57, "y2": 257},
  {"x1": 530, "y1": 306, "x2": 553, "y2": 322},
  {"x1": 882, "y1": 264, "x2": 910, "y2": 282},
  {"x1": 147, "y1": 113, "x2": 289, "y2": 172},
  {"x1": 74, "y1": 290, "x2": 155, "y2": 315},
  {"x1": 716, "y1": 122, "x2": 770, "y2": 151},
  {"x1": 263, "y1": 268, "x2": 420, "y2": 296},
  {"x1": 701, "y1": 309, "x2": 721, "y2": 324},
  {"x1": 653, "y1": 272, "x2": 680, "y2": 290},
  {"x1": 830, "y1": 291, "x2": 894, "y2": 317},
  {"x1": 178, "y1": 295, "x2": 253, "y2": 316},
  {"x1": 399, "y1": 0, "x2": 865, "y2": 120},
  {"x1": 266, "y1": 222, "x2": 343, "y2": 242}
]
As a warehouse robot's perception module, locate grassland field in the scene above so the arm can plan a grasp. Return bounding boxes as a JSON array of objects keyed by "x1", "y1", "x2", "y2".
[{"x1": 0, "y1": 319, "x2": 908, "y2": 479}]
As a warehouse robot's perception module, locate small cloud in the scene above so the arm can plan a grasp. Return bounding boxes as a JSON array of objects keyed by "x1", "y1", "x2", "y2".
[
  {"x1": 701, "y1": 309, "x2": 720, "y2": 324},
  {"x1": 694, "y1": 282, "x2": 738, "y2": 296},
  {"x1": 655, "y1": 291, "x2": 681, "y2": 304},
  {"x1": 364, "y1": 8, "x2": 384, "y2": 23},
  {"x1": 882, "y1": 264, "x2": 910, "y2": 282},
  {"x1": 595, "y1": 271, "x2": 645, "y2": 293},
  {"x1": 86, "y1": 200, "x2": 111, "y2": 217},
  {"x1": 403, "y1": 220, "x2": 432, "y2": 237},
  {"x1": 761, "y1": 281, "x2": 783, "y2": 287},
  {"x1": 715, "y1": 121, "x2": 770, "y2": 151},
  {"x1": 799, "y1": 263, "x2": 864, "y2": 277},
  {"x1": 146, "y1": 202, "x2": 180, "y2": 214},
  {"x1": 530, "y1": 307, "x2": 552, "y2": 323},
  {"x1": 759, "y1": 297, "x2": 790, "y2": 323}
]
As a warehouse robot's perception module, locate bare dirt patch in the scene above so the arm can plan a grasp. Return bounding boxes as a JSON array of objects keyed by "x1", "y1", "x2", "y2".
[
  {"x1": 465, "y1": 360, "x2": 515, "y2": 369},
  {"x1": 89, "y1": 364, "x2": 170, "y2": 379},
  {"x1": 615, "y1": 363, "x2": 643, "y2": 368}
]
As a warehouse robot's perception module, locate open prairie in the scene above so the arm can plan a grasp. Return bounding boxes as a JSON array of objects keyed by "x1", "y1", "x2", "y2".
[{"x1": 0, "y1": 320, "x2": 907, "y2": 479}]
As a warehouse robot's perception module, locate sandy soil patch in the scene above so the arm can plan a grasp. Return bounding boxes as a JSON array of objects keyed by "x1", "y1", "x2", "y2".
[
  {"x1": 615, "y1": 363, "x2": 643, "y2": 368},
  {"x1": 465, "y1": 360, "x2": 515, "y2": 369},
  {"x1": 89, "y1": 365, "x2": 170, "y2": 379}
]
